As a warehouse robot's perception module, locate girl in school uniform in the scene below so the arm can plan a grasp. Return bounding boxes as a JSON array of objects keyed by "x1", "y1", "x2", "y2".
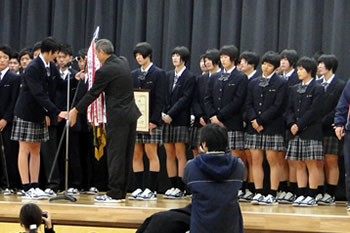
[
  {"x1": 285, "y1": 56, "x2": 324, "y2": 207},
  {"x1": 162, "y1": 46, "x2": 195, "y2": 198},
  {"x1": 245, "y1": 51, "x2": 287, "y2": 205}
]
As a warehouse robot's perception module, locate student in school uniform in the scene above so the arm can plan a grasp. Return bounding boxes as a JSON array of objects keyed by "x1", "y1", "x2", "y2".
[
  {"x1": 0, "y1": 45, "x2": 21, "y2": 194},
  {"x1": 190, "y1": 49, "x2": 221, "y2": 157},
  {"x1": 237, "y1": 50, "x2": 260, "y2": 202},
  {"x1": 18, "y1": 48, "x2": 33, "y2": 74},
  {"x1": 244, "y1": 51, "x2": 287, "y2": 205},
  {"x1": 205, "y1": 45, "x2": 248, "y2": 160},
  {"x1": 285, "y1": 56, "x2": 324, "y2": 207},
  {"x1": 162, "y1": 46, "x2": 195, "y2": 198},
  {"x1": 11, "y1": 37, "x2": 67, "y2": 200},
  {"x1": 278, "y1": 49, "x2": 301, "y2": 203},
  {"x1": 129, "y1": 42, "x2": 166, "y2": 200},
  {"x1": 316, "y1": 54, "x2": 345, "y2": 205}
]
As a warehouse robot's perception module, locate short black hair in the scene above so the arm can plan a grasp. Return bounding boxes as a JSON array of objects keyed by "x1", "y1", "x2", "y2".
[
  {"x1": 312, "y1": 50, "x2": 324, "y2": 63},
  {"x1": 133, "y1": 42, "x2": 152, "y2": 60},
  {"x1": 261, "y1": 51, "x2": 280, "y2": 69},
  {"x1": 200, "y1": 123, "x2": 228, "y2": 152},
  {"x1": 239, "y1": 51, "x2": 260, "y2": 69},
  {"x1": 205, "y1": 49, "x2": 220, "y2": 66},
  {"x1": 220, "y1": 45, "x2": 239, "y2": 63},
  {"x1": 40, "y1": 37, "x2": 61, "y2": 53},
  {"x1": 11, "y1": 52, "x2": 19, "y2": 61},
  {"x1": 296, "y1": 56, "x2": 317, "y2": 77},
  {"x1": 33, "y1": 41, "x2": 42, "y2": 53},
  {"x1": 171, "y1": 46, "x2": 190, "y2": 65},
  {"x1": 318, "y1": 54, "x2": 338, "y2": 73},
  {"x1": 19, "y1": 47, "x2": 33, "y2": 60},
  {"x1": 59, "y1": 44, "x2": 73, "y2": 56},
  {"x1": 78, "y1": 48, "x2": 88, "y2": 59},
  {"x1": 280, "y1": 49, "x2": 299, "y2": 67},
  {"x1": 0, "y1": 45, "x2": 12, "y2": 58},
  {"x1": 19, "y1": 203, "x2": 42, "y2": 230}
]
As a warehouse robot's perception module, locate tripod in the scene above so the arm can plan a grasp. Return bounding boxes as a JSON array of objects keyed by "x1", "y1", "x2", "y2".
[{"x1": 48, "y1": 67, "x2": 81, "y2": 202}]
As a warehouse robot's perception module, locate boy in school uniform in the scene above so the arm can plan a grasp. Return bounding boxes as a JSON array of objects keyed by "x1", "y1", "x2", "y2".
[
  {"x1": 237, "y1": 50, "x2": 260, "y2": 201},
  {"x1": 316, "y1": 54, "x2": 345, "y2": 205},
  {"x1": 205, "y1": 45, "x2": 248, "y2": 160},
  {"x1": 285, "y1": 57, "x2": 324, "y2": 207},
  {"x1": 129, "y1": 42, "x2": 166, "y2": 200},
  {"x1": 162, "y1": 46, "x2": 195, "y2": 198},
  {"x1": 190, "y1": 49, "x2": 221, "y2": 157},
  {"x1": 245, "y1": 51, "x2": 287, "y2": 205}
]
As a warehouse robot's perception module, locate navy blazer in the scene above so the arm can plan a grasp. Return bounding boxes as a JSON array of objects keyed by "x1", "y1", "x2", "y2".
[
  {"x1": 76, "y1": 55, "x2": 141, "y2": 127},
  {"x1": 164, "y1": 68, "x2": 195, "y2": 126},
  {"x1": 205, "y1": 68, "x2": 248, "y2": 131},
  {"x1": 286, "y1": 79, "x2": 324, "y2": 140},
  {"x1": 0, "y1": 70, "x2": 21, "y2": 123},
  {"x1": 191, "y1": 73, "x2": 210, "y2": 126},
  {"x1": 132, "y1": 65, "x2": 166, "y2": 126},
  {"x1": 319, "y1": 76, "x2": 346, "y2": 136},
  {"x1": 286, "y1": 69, "x2": 300, "y2": 87},
  {"x1": 14, "y1": 57, "x2": 61, "y2": 123},
  {"x1": 245, "y1": 73, "x2": 287, "y2": 135}
]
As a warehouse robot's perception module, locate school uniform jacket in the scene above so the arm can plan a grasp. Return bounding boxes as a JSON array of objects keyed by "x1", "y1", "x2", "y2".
[
  {"x1": 14, "y1": 57, "x2": 61, "y2": 123},
  {"x1": 132, "y1": 65, "x2": 166, "y2": 126},
  {"x1": 205, "y1": 69, "x2": 248, "y2": 131},
  {"x1": 245, "y1": 73, "x2": 287, "y2": 135},
  {"x1": 192, "y1": 73, "x2": 211, "y2": 125},
  {"x1": 319, "y1": 76, "x2": 346, "y2": 136},
  {"x1": 286, "y1": 69, "x2": 300, "y2": 87},
  {"x1": 0, "y1": 70, "x2": 21, "y2": 123},
  {"x1": 334, "y1": 80, "x2": 350, "y2": 130},
  {"x1": 164, "y1": 68, "x2": 195, "y2": 126},
  {"x1": 286, "y1": 79, "x2": 324, "y2": 140}
]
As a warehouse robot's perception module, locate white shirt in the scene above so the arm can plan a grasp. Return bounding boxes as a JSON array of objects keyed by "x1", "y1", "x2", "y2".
[
  {"x1": 141, "y1": 63, "x2": 153, "y2": 73},
  {"x1": 0, "y1": 67, "x2": 9, "y2": 81}
]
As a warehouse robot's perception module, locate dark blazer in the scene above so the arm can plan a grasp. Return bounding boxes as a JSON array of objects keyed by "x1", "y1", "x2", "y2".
[
  {"x1": 319, "y1": 76, "x2": 346, "y2": 136},
  {"x1": 286, "y1": 79, "x2": 324, "y2": 140},
  {"x1": 245, "y1": 73, "x2": 287, "y2": 135},
  {"x1": 242, "y1": 71, "x2": 260, "y2": 124},
  {"x1": 14, "y1": 57, "x2": 61, "y2": 122},
  {"x1": 75, "y1": 55, "x2": 141, "y2": 127},
  {"x1": 286, "y1": 69, "x2": 300, "y2": 87},
  {"x1": 164, "y1": 68, "x2": 195, "y2": 126},
  {"x1": 132, "y1": 64, "x2": 166, "y2": 126},
  {"x1": 191, "y1": 73, "x2": 210, "y2": 125},
  {"x1": 0, "y1": 70, "x2": 21, "y2": 123},
  {"x1": 205, "y1": 68, "x2": 248, "y2": 131}
]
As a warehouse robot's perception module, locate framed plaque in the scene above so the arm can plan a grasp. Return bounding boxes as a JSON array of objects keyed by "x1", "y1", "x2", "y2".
[{"x1": 134, "y1": 89, "x2": 150, "y2": 133}]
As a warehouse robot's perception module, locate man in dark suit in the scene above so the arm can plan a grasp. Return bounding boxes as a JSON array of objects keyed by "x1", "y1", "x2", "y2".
[
  {"x1": 0, "y1": 45, "x2": 21, "y2": 194},
  {"x1": 69, "y1": 39, "x2": 141, "y2": 202}
]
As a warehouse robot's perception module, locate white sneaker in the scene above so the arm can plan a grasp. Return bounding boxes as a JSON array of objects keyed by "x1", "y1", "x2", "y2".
[
  {"x1": 260, "y1": 194, "x2": 278, "y2": 205},
  {"x1": 292, "y1": 195, "x2": 305, "y2": 206},
  {"x1": 129, "y1": 188, "x2": 143, "y2": 200},
  {"x1": 3, "y1": 188, "x2": 15, "y2": 195},
  {"x1": 299, "y1": 196, "x2": 317, "y2": 207},
  {"x1": 86, "y1": 187, "x2": 99, "y2": 195},
  {"x1": 166, "y1": 188, "x2": 185, "y2": 199},
  {"x1": 164, "y1": 187, "x2": 175, "y2": 198},
  {"x1": 279, "y1": 192, "x2": 295, "y2": 203},
  {"x1": 240, "y1": 189, "x2": 254, "y2": 202},
  {"x1": 67, "y1": 188, "x2": 80, "y2": 196},
  {"x1": 238, "y1": 190, "x2": 244, "y2": 198},
  {"x1": 318, "y1": 193, "x2": 335, "y2": 205},
  {"x1": 95, "y1": 194, "x2": 124, "y2": 203},
  {"x1": 35, "y1": 188, "x2": 49, "y2": 197},
  {"x1": 137, "y1": 188, "x2": 157, "y2": 201},
  {"x1": 22, "y1": 188, "x2": 48, "y2": 200},
  {"x1": 251, "y1": 193, "x2": 264, "y2": 205},
  {"x1": 315, "y1": 193, "x2": 323, "y2": 202},
  {"x1": 44, "y1": 188, "x2": 56, "y2": 197}
]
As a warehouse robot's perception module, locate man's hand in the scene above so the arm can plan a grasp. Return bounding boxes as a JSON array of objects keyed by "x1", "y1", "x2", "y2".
[
  {"x1": 0, "y1": 119, "x2": 7, "y2": 131},
  {"x1": 68, "y1": 108, "x2": 78, "y2": 127},
  {"x1": 75, "y1": 70, "x2": 86, "y2": 80},
  {"x1": 335, "y1": 126, "x2": 345, "y2": 140}
]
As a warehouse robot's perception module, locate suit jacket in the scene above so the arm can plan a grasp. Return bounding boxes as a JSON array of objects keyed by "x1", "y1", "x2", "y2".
[
  {"x1": 319, "y1": 76, "x2": 346, "y2": 136},
  {"x1": 205, "y1": 68, "x2": 248, "y2": 131},
  {"x1": 245, "y1": 73, "x2": 287, "y2": 135},
  {"x1": 287, "y1": 69, "x2": 300, "y2": 87},
  {"x1": 0, "y1": 70, "x2": 21, "y2": 123},
  {"x1": 14, "y1": 57, "x2": 61, "y2": 122},
  {"x1": 286, "y1": 79, "x2": 324, "y2": 140},
  {"x1": 132, "y1": 65, "x2": 166, "y2": 126},
  {"x1": 164, "y1": 68, "x2": 195, "y2": 126},
  {"x1": 191, "y1": 73, "x2": 210, "y2": 126},
  {"x1": 75, "y1": 55, "x2": 141, "y2": 127}
]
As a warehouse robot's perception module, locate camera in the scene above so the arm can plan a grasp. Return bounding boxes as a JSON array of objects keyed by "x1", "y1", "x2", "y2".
[{"x1": 42, "y1": 211, "x2": 48, "y2": 218}]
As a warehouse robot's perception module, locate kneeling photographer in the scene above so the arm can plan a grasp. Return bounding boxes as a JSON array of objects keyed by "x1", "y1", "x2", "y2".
[{"x1": 19, "y1": 203, "x2": 55, "y2": 233}]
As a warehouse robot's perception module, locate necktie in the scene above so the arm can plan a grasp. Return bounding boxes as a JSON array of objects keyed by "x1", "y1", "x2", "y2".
[
  {"x1": 46, "y1": 67, "x2": 51, "y2": 77},
  {"x1": 321, "y1": 82, "x2": 329, "y2": 91},
  {"x1": 283, "y1": 74, "x2": 289, "y2": 81},
  {"x1": 138, "y1": 71, "x2": 147, "y2": 81},
  {"x1": 0, "y1": 72, "x2": 2, "y2": 81},
  {"x1": 258, "y1": 77, "x2": 270, "y2": 87},
  {"x1": 60, "y1": 72, "x2": 65, "y2": 80},
  {"x1": 297, "y1": 84, "x2": 307, "y2": 94},
  {"x1": 172, "y1": 74, "x2": 179, "y2": 90},
  {"x1": 218, "y1": 72, "x2": 230, "y2": 81}
]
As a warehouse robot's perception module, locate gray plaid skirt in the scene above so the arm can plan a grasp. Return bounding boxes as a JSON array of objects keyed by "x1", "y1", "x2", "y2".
[
  {"x1": 162, "y1": 124, "x2": 189, "y2": 143},
  {"x1": 136, "y1": 127, "x2": 162, "y2": 144},
  {"x1": 244, "y1": 133, "x2": 285, "y2": 151},
  {"x1": 323, "y1": 136, "x2": 342, "y2": 155},
  {"x1": 286, "y1": 136, "x2": 323, "y2": 161},
  {"x1": 228, "y1": 131, "x2": 245, "y2": 150},
  {"x1": 11, "y1": 116, "x2": 49, "y2": 142},
  {"x1": 189, "y1": 126, "x2": 202, "y2": 148}
]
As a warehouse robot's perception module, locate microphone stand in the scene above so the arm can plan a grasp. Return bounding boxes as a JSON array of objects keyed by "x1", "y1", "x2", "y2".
[{"x1": 49, "y1": 67, "x2": 77, "y2": 202}]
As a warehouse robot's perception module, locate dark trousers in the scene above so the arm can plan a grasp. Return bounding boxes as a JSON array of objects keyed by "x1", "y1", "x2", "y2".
[
  {"x1": 0, "y1": 126, "x2": 21, "y2": 189},
  {"x1": 40, "y1": 126, "x2": 60, "y2": 191},
  {"x1": 344, "y1": 132, "x2": 350, "y2": 201},
  {"x1": 106, "y1": 121, "x2": 137, "y2": 199},
  {"x1": 68, "y1": 131, "x2": 82, "y2": 189}
]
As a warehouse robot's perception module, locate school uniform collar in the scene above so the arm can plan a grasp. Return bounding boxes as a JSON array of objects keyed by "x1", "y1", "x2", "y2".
[
  {"x1": 262, "y1": 71, "x2": 275, "y2": 80},
  {"x1": 175, "y1": 66, "x2": 186, "y2": 77},
  {"x1": 141, "y1": 62, "x2": 153, "y2": 73},
  {"x1": 39, "y1": 54, "x2": 51, "y2": 71},
  {"x1": 0, "y1": 67, "x2": 9, "y2": 80},
  {"x1": 60, "y1": 68, "x2": 70, "y2": 80},
  {"x1": 302, "y1": 78, "x2": 313, "y2": 86},
  {"x1": 283, "y1": 69, "x2": 295, "y2": 78},
  {"x1": 247, "y1": 70, "x2": 257, "y2": 80},
  {"x1": 208, "y1": 69, "x2": 221, "y2": 78},
  {"x1": 321, "y1": 74, "x2": 335, "y2": 85},
  {"x1": 223, "y1": 66, "x2": 236, "y2": 75}
]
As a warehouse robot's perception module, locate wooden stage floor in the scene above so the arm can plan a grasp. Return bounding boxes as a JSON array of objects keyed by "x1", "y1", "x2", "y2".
[{"x1": 0, "y1": 193, "x2": 350, "y2": 233}]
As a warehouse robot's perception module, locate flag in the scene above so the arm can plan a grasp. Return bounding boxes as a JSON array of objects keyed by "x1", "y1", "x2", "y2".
[{"x1": 86, "y1": 26, "x2": 106, "y2": 160}]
